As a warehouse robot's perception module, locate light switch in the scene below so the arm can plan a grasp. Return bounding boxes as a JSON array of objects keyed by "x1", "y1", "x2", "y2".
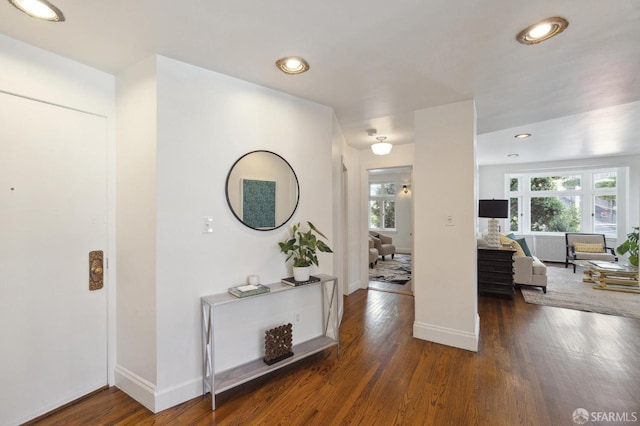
[
  {"x1": 446, "y1": 215, "x2": 454, "y2": 226},
  {"x1": 202, "y1": 216, "x2": 214, "y2": 233}
]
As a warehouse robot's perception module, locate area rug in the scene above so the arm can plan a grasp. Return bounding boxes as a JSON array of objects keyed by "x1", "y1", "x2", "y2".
[
  {"x1": 520, "y1": 265, "x2": 640, "y2": 319},
  {"x1": 369, "y1": 254, "x2": 411, "y2": 284}
]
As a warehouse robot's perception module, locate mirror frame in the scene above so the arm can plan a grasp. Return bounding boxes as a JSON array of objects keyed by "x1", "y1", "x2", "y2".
[{"x1": 225, "y1": 150, "x2": 300, "y2": 231}]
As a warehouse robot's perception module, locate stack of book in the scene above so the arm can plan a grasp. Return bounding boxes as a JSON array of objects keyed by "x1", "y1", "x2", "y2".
[
  {"x1": 228, "y1": 284, "x2": 270, "y2": 298},
  {"x1": 281, "y1": 276, "x2": 321, "y2": 287}
]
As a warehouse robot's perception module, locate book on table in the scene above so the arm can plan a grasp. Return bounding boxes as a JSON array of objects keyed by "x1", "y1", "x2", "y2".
[
  {"x1": 588, "y1": 261, "x2": 624, "y2": 270},
  {"x1": 281, "y1": 275, "x2": 321, "y2": 287},
  {"x1": 228, "y1": 284, "x2": 270, "y2": 298}
]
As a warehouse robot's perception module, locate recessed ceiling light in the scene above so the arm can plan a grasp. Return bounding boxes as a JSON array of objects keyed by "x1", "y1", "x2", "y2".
[
  {"x1": 275, "y1": 56, "x2": 310, "y2": 75},
  {"x1": 516, "y1": 17, "x2": 568, "y2": 45},
  {"x1": 8, "y1": 0, "x2": 65, "y2": 21},
  {"x1": 508, "y1": 153, "x2": 520, "y2": 158},
  {"x1": 514, "y1": 133, "x2": 531, "y2": 139}
]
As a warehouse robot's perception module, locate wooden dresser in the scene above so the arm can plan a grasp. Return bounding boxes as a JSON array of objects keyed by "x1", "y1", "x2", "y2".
[{"x1": 477, "y1": 247, "x2": 515, "y2": 298}]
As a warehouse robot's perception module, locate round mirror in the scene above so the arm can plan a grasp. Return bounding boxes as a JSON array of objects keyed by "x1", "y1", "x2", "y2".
[{"x1": 225, "y1": 150, "x2": 300, "y2": 231}]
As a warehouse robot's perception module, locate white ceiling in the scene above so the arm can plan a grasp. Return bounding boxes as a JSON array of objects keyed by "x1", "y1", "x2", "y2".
[{"x1": 1, "y1": 0, "x2": 639, "y2": 165}]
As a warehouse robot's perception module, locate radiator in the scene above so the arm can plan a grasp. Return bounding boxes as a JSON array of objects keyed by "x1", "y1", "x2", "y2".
[{"x1": 533, "y1": 235, "x2": 566, "y2": 262}]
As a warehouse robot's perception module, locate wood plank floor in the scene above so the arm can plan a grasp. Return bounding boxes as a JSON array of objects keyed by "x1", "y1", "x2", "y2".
[
  {"x1": 368, "y1": 279, "x2": 413, "y2": 295},
  {"x1": 30, "y1": 288, "x2": 640, "y2": 425}
]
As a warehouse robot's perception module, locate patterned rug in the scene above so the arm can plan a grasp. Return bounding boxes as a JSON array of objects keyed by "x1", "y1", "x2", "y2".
[
  {"x1": 520, "y1": 265, "x2": 640, "y2": 320},
  {"x1": 369, "y1": 254, "x2": 411, "y2": 284}
]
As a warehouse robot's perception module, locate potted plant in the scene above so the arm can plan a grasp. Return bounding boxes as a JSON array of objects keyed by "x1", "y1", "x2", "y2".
[
  {"x1": 616, "y1": 226, "x2": 639, "y2": 266},
  {"x1": 279, "y1": 221, "x2": 333, "y2": 281}
]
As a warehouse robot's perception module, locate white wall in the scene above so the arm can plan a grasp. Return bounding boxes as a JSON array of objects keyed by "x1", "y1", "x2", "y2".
[
  {"x1": 413, "y1": 101, "x2": 478, "y2": 352},
  {"x1": 343, "y1": 143, "x2": 362, "y2": 294},
  {"x1": 331, "y1": 113, "x2": 351, "y2": 314},
  {"x1": 113, "y1": 55, "x2": 336, "y2": 411},
  {"x1": 114, "y1": 56, "x2": 159, "y2": 406}
]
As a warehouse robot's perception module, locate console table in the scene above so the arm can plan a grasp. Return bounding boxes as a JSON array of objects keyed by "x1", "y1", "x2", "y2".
[
  {"x1": 477, "y1": 247, "x2": 515, "y2": 298},
  {"x1": 201, "y1": 274, "x2": 339, "y2": 410}
]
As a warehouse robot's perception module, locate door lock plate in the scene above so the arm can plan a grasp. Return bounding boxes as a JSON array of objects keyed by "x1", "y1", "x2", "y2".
[{"x1": 89, "y1": 250, "x2": 104, "y2": 291}]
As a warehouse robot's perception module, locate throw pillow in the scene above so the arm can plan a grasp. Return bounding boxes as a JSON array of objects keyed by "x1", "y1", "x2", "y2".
[
  {"x1": 573, "y1": 242, "x2": 605, "y2": 253},
  {"x1": 499, "y1": 234, "x2": 525, "y2": 257},
  {"x1": 514, "y1": 237, "x2": 533, "y2": 257}
]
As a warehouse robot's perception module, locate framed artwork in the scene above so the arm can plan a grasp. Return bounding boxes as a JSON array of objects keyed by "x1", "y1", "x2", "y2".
[{"x1": 242, "y1": 179, "x2": 276, "y2": 229}]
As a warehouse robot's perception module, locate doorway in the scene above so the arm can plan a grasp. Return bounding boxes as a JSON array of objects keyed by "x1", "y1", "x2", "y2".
[
  {"x1": 0, "y1": 93, "x2": 109, "y2": 425},
  {"x1": 367, "y1": 166, "x2": 413, "y2": 295}
]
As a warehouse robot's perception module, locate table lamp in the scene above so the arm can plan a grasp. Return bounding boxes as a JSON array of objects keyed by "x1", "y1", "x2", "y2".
[{"x1": 479, "y1": 199, "x2": 509, "y2": 247}]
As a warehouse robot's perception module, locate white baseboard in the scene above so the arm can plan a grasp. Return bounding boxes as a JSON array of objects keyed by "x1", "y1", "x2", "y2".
[
  {"x1": 115, "y1": 364, "x2": 203, "y2": 413},
  {"x1": 413, "y1": 314, "x2": 479, "y2": 352},
  {"x1": 154, "y1": 378, "x2": 202, "y2": 412},
  {"x1": 115, "y1": 364, "x2": 156, "y2": 412},
  {"x1": 345, "y1": 279, "x2": 362, "y2": 295}
]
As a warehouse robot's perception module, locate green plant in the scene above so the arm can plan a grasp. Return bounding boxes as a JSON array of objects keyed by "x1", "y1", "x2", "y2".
[
  {"x1": 616, "y1": 226, "x2": 639, "y2": 266},
  {"x1": 279, "y1": 221, "x2": 333, "y2": 267}
]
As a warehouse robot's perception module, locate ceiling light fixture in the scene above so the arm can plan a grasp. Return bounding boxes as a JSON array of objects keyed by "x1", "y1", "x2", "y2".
[
  {"x1": 514, "y1": 133, "x2": 531, "y2": 139},
  {"x1": 516, "y1": 17, "x2": 568, "y2": 45},
  {"x1": 275, "y1": 56, "x2": 310, "y2": 75},
  {"x1": 8, "y1": 0, "x2": 65, "y2": 21},
  {"x1": 371, "y1": 136, "x2": 392, "y2": 156}
]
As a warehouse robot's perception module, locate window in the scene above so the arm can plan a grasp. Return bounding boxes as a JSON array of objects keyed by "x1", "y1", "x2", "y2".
[
  {"x1": 593, "y1": 171, "x2": 617, "y2": 235},
  {"x1": 369, "y1": 182, "x2": 396, "y2": 230},
  {"x1": 507, "y1": 169, "x2": 618, "y2": 235},
  {"x1": 509, "y1": 177, "x2": 521, "y2": 232},
  {"x1": 530, "y1": 195, "x2": 581, "y2": 232}
]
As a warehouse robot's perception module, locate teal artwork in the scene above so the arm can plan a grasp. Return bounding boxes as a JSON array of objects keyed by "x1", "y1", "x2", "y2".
[{"x1": 243, "y1": 179, "x2": 276, "y2": 229}]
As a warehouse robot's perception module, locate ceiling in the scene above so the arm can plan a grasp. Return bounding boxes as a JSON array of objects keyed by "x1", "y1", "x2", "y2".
[{"x1": 1, "y1": 0, "x2": 639, "y2": 165}]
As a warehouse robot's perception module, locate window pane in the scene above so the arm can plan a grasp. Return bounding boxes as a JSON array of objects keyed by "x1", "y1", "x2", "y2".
[
  {"x1": 530, "y1": 176, "x2": 581, "y2": 191},
  {"x1": 369, "y1": 200, "x2": 381, "y2": 228},
  {"x1": 383, "y1": 200, "x2": 395, "y2": 228},
  {"x1": 530, "y1": 196, "x2": 581, "y2": 232},
  {"x1": 510, "y1": 197, "x2": 519, "y2": 232},
  {"x1": 594, "y1": 195, "x2": 616, "y2": 235},
  {"x1": 510, "y1": 178, "x2": 519, "y2": 192},
  {"x1": 594, "y1": 172, "x2": 617, "y2": 189},
  {"x1": 370, "y1": 183, "x2": 383, "y2": 196},
  {"x1": 370, "y1": 182, "x2": 396, "y2": 196}
]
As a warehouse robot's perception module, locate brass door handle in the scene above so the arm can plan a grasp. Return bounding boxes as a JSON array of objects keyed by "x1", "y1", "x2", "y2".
[{"x1": 89, "y1": 250, "x2": 104, "y2": 291}]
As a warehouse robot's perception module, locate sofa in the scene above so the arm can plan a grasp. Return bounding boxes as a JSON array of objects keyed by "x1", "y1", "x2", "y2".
[
  {"x1": 368, "y1": 232, "x2": 396, "y2": 261},
  {"x1": 478, "y1": 234, "x2": 547, "y2": 293}
]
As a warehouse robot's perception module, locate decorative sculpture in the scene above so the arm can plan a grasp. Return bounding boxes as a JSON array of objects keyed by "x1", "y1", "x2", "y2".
[{"x1": 264, "y1": 323, "x2": 293, "y2": 365}]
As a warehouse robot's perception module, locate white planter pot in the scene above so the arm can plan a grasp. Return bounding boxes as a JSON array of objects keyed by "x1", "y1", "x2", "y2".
[{"x1": 293, "y1": 266, "x2": 310, "y2": 282}]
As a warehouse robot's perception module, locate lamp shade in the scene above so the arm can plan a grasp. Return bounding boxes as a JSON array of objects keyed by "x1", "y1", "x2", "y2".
[
  {"x1": 371, "y1": 142, "x2": 392, "y2": 155},
  {"x1": 478, "y1": 199, "x2": 509, "y2": 218}
]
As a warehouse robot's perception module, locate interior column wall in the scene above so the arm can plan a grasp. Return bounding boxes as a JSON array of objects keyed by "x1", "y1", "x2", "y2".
[
  {"x1": 413, "y1": 101, "x2": 479, "y2": 352},
  {"x1": 114, "y1": 56, "x2": 159, "y2": 408}
]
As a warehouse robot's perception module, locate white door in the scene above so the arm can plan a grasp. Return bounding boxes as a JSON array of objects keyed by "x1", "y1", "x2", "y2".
[{"x1": 0, "y1": 93, "x2": 108, "y2": 426}]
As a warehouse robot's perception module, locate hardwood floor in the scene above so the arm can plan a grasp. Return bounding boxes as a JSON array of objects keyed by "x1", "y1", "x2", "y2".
[
  {"x1": 31, "y1": 289, "x2": 640, "y2": 425},
  {"x1": 368, "y1": 279, "x2": 413, "y2": 295}
]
